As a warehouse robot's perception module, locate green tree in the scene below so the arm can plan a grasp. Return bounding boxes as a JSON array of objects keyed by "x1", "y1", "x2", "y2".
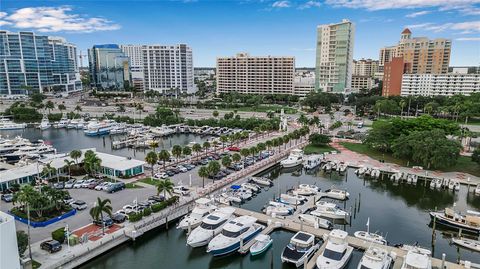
[
  {"x1": 220, "y1": 135, "x2": 229, "y2": 151},
  {"x1": 213, "y1": 110, "x2": 219, "y2": 118},
  {"x1": 172, "y1": 145, "x2": 183, "y2": 162},
  {"x1": 145, "y1": 151, "x2": 158, "y2": 177},
  {"x1": 74, "y1": 105, "x2": 82, "y2": 112},
  {"x1": 257, "y1": 142, "x2": 266, "y2": 152},
  {"x1": 240, "y1": 148, "x2": 250, "y2": 159},
  {"x1": 157, "y1": 179, "x2": 175, "y2": 198},
  {"x1": 203, "y1": 141, "x2": 211, "y2": 156},
  {"x1": 232, "y1": 153, "x2": 241, "y2": 163},
  {"x1": 198, "y1": 166, "x2": 209, "y2": 188},
  {"x1": 58, "y1": 104, "x2": 66, "y2": 112},
  {"x1": 45, "y1": 100, "x2": 55, "y2": 114},
  {"x1": 89, "y1": 197, "x2": 113, "y2": 235},
  {"x1": 207, "y1": 161, "x2": 221, "y2": 179},
  {"x1": 158, "y1": 150, "x2": 171, "y2": 170},
  {"x1": 63, "y1": 159, "x2": 75, "y2": 176},
  {"x1": 222, "y1": 156, "x2": 232, "y2": 167},
  {"x1": 41, "y1": 162, "x2": 57, "y2": 181},
  {"x1": 309, "y1": 134, "x2": 331, "y2": 146},
  {"x1": 183, "y1": 146, "x2": 192, "y2": 158},
  {"x1": 69, "y1": 150, "x2": 82, "y2": 165},
  {"x1": 150, "y1": 141, "x2": 159, "y2": 151},
  {"x1": 192, "y1": 143, "x2": 202, "y2": 159},
  {"x1": 16, "y1": 231, "x2": 28, "y2": 257},
  {"x1": 83, "y1": 150, "x2": 102, "y2": 176},
  {"x1": 471, "y1": 147, "x2": 480, "y2": 164}
]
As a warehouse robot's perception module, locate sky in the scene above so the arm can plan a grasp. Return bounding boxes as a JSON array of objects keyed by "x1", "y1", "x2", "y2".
[{"x1": 1, "y1": 0, "x2": 479, "y2": 67}]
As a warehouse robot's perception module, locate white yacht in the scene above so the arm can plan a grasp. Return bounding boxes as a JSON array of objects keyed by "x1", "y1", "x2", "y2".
[
  {"x1": 429, "y1": 178, "x2": 442, "y2": 189},
  {"x1": 265, "y1": 201, "x2": 294, "y2": 216},
  {"x1": 76, "y1": 118, "x2": 86, "y2": 129},
  {"x1": 281, "y1": 231, "x2": 319, "y2": 267},
  {"x1": 324, "y1": 188, "x2": 350, "y2": 200},
  {"x1": 357, "y1": 246, "x2": 393, "y2": 269},
  {"x1": 406, "y1": 174, "x2": 418, "y2": 184},
  {"x1": 354, "y1": 218, "x2": 387, "y2": 245},
  {"x1": 0, "y1": 118, "x2": 26, "y2": 130},
  {"x1": 312, "y1": 201, "x2": 349, "y2": 220},
  {"x1": 280, "y1": 149, "x2": 304, "y2": 168},
  {"x1": 186, "y1": 207, "x2": 235, "y2": 247},
  {"x1": 241, "y1": 182, "x2": 261, "y2": 193},
  {"x1": 207, "y1": 216, "x2": 264, "y2": 256},
  {"x1": 337, "y1": 162, "x2": 348, "y2": 173},
  {"x1": 39, "y1": 115, "x2": 50, "y2": 130},
  {"x1": 451, "y1": 237, "x2": 480, "y2": 252},
  {"x1": 177, "y1": 198, "x2": 217, "y2": 231},
  {"x1": 316, "y1": 229, "x2": 353, "y2": 269},
  {"x1": 249, "y1": 177, "x2": 273, "y2": 187},
  {"x1": 448, "y1": 180, "x2": 460, "y2": 191},
  {"x1": 303, "y1": 154, "x2": 322, "y2": 170},
  {"x1": 279, "y1": 193, "x2": 306, "y2": 206},
  {"x1": 401, "y1": 248, "x2": 431, "y2": 269},
  {"x1": 298, "y1": 214, "x2": 333, "y2": 230},
  {"x1": 292, "y1": 184, "x2": 319, "y2": 196},
  {"x1": 55, "y1": 114, "x2": 69, "y2": 128},
  {"x1": 67, "y1": 118, "x2": 79, "y2": 129},
  {"x1": 84, "y1": 120, "x2": 112, "y2": 136},
  {"x1": 429, "y1": 208, "x2": 480, "y2": 234}
]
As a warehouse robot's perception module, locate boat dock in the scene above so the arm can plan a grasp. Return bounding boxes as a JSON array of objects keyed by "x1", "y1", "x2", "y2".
[{"x1": 232, "y1": 207, "x2": 464, "y2": 269}]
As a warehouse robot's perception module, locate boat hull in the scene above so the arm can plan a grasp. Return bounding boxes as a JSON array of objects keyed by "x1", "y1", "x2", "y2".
[
  {"x1": 430, "y1": 212, "x2": 480, "y2": 234},
  {"x1": 250, "y1": 240, "x2": 272, "y2": 256},
  {"x1": 208, "y1": 227, "x2": 262, "y2": 256}
]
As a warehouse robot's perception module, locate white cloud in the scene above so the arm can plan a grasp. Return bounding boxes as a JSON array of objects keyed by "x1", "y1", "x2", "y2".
[
  {"x1": 406, "y1": 21, "x2": 480, "y2": 34},
  {"x1": 2, "y1": 6, "x2": 120, "y2": 33},
  {"x1": 406, "y1": 10, "x2": 430, "y2": 17},
  {"x1": 298, "y1": 1, "x2": 321, "y2": 9},
  {"x1": 272, "y1": 1, "x2": 290, "y2": 8},
  {"x1": 456, "y1": 37, "x2": 480, "y2": 41},
  {"x1": 325, "y1": 0, "x2": 480, "y2": 11}
]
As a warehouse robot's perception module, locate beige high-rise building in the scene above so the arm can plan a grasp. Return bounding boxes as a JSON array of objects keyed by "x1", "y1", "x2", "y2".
[
  {"x1": 353, "y1": 58, "x2": 379, "y2": 77},
  {"x1": 378, "y1": 46, "x2": 397, "y2": 72},
  {"x1": 216, "y1": 53, "x2": 295, "y2": 95}
]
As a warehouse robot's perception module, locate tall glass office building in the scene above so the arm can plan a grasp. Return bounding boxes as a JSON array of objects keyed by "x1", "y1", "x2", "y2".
[
  {"x1": 88, "y1": 44, "x2": 131, "y2": 90},
  {"x1": 0, "y1": 31, "x2": 82, "y2": 96}
]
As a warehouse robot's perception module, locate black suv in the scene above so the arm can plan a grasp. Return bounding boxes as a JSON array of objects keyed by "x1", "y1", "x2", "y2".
[{"x1": 40, "y1": 240, "x2": 62, "y2": 253}]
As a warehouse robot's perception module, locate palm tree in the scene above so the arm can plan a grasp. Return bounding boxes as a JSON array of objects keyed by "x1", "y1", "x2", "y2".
[
  {"x1": 157, "y1": 179, "x2": 175, "y2": 198},
  {"x1": 283, "y1": 135, "x2": 290, "y2": 149},
  {"x1": 89, "y1": 197, "x2": 113, "y2": 235},
  {"x1": 212, "y1": 140, "x2": 219, "y2": 153},
  {"x1": 219, "y1": 135, "x2": 228, "y2": 151},
  {"x1": 399, "y1": 100, "x2": 406, "y2": 118},
  {"x1": 198, "y1": 166, "x2": 209, "y2": 188},
  {"x1": 145, "y1": 151, "x2": 158, "y2": 177},
  {"x1": 240, "y1": 148, "x2": 250, "y2": 159},
  {"x1": 182, "y1": 146, "x2": 192, "y2": 160},
  {"x1": 203, "y1": 141, "x2": 211, "y2": 156},
  {"x1": 232, "y1": 153, "x2": 241, "y2": 164},
  {"x1": 63, "y1": 159, "x2": 75, "y2": 176},
  {"x1": 74, "y1": 105, "x2": 82, "y2": 113},
  {"x1": 45, "y1": 100, "x2": 54, "y2": 114},
  {"x1": 222, "y1": 156, "x2": 232, "y2": 168},
  {"x1": 192, "y1": 143, "x2": 202, "y2": 160},
  {"x1": 207, "y1": 161, "x2": 221, "y2": 180},
  {"x1": 84, "y1": 150, "x2": 102, "y2": 176},
  {"x1": 150, "y1": 141, "x2": 159, "y2": 151},
  {"x1": 158, "y1": 150, "x2": 171, "y2": 170},
  {"x1": 249, "y1": 146, "x2": 258, "y2": 158},
  {"x1": 69, "y1": 150, "x2": 82, "y2": 165},
  {"x1": 172, "y1": 145, "x2": 183, "y2": 163},
  {"x1": 265, "y1": 140, "x2": 273, "y2": 150},
  {"x1": 41, "y1": 163, "x2": 56, "y2": 181},
  {"x1": 257, "y1": 142, "x2": 266, "y2": 152}
]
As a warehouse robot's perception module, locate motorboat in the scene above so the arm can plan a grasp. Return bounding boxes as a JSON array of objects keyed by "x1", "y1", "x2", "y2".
[
  {"x1": 278, "y1": 193, "x2": 306, "y2": 206},
  {"x1": 250, "y1": 234, "x2": 272, "y2": 256},
  {"x1": 475, "y1": 184, "x2": 480, "y2": 196},
  {"x1": 322, "y1": 162, "x2": 333, "y2": 173},
  {"x1": 312, "y1": 201, "x2": 349, "y2": 220},
  {"x1": 401, "y1": 248, "x2": 431, "y2": 269},
  {"x1": 303, "y1": 154, "x2": 322, "y2": 170},
  {"x1": 84, "y1": 120, "x2": 112, "y2": 136},
  {"x1": 371, "y1": 168, "x2": 381, "y2": 179},
  {"x1": 241, "y1": 182, "x2": 261, "y2": 193},
  {"x1": 67, "y1": 118, "x2": 79, "y2": 129},
  {"x1": 451, "y1": 237, "x2": 480, "y2": 252},
  {"x1": 316, "y1": 229, "x2": 353, "y2": 269},
  {"x1": 55, "y1": 114, "x2": 69, "y2": 128},
  {"x1": 177, "y1": 198, "x2": 217, "y2": 231},
  {"x1": 397, "y1": 244, "x2": 431, "y2": 256},
  {"x1": 406, "y1": 174, "x2": 418, "y2": 185},
  {"x1": 2, "y1": 143, "x2": 56, "y2": 163},
  {"x1": 76, "y1": 118, "x2": 86, "y2": 129},
  {"x1": 353, "y1": 218, "x2": 387, "y2": 245},
  {"x1": 364, "y1": 167, "x2": 372, "y2": 177},
  {"x1": 323, "y1": 188, "x2": 350, "y2": 200},
  {"x1": 390, "y1": 171, "x2": 403, "y2": 181},
  {"x1": 265, "y1": 201, "x2": 294, "y2": 216},
  {"x1": 337, "y1": 162, "x2": 348, "y2": 173},
  {"x1": 448, "y1": 180, "x2": 460, "y2": 191},
  {"x1": 281, "y1": 231, "x2": 319, "y2": 267},
  {"x1": 356, "y1": 166, "x2": 366, "y2": 175},
  {"x1": 429, "y1": 208, "x2": 480, "y2": 234},
  {"x1": 220, "y1": 191, "x2": 243, "y2": 204},
  {"x1": 249, "y1": 177, "x2": 273, "y2": 187},
  {"x1": 357, "y1": 246, "x2": 393, "y2": 269},
  {"x1": 429, "y1": 178, "x2": 442, "y2": 189},
  {"x1": 0, "y1": 117, "x2": 26, "y2": 130},
  {"x1": 207, "y1": 216, "x2": 264, "y2": 256},
  {"x1": 280, "y1": 149, "x2": 304, "y2": 168},
  {"x1": 186, "y1": 207, "x2": 235, "y2": 247},
  {"x1": 39, "y1": 114, "x2": 50, "y2": 130},
  {"x1": 291, "y1": 184, "x2": 319, "y2": 196},
  {"x1": 298, "y1": 214, "x2": 333, "y2": 230}
]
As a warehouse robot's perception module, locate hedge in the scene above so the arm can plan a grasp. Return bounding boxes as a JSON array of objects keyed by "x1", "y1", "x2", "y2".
[
  {"x1": 143, "y1": 207, "x2": 152, "y2": 217},
  {"x1": 52, "y1": 227, "x2": 65, "y2": 243},
  {"x1": 128, "y1": 212, "x2": 143, "y2": 222}
]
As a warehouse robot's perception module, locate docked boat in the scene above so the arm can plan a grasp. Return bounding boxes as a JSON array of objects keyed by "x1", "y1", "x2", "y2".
[
  {"x1": 451, "y1": 237, "x2": 480, "y2": 252},
  {"x1": 322, "y1": 162, "x2": 333, "y2": 173},
  {"x1": 448, "y1": 180, "x2": 460, "y2": 191},
  {"x1": 353, "y1": 218, "x2": 387, "y2": 245},
  {"x1": 390, "y1": 171, "x2": 403, "y2": 181},
  {"x1": 429, "y1": 178, "x2": 442, "y2": 189},
  {"x1": 207, "y1": 216, "x2": 264, "y2": 256},
  {"x1": 249, "y1": 177, "x2": 273, "y2": 187},
  {"x1": 2, "y1": 143, "x2": 56, "y2": 163},
  {"x1": 76, "y1": 118, "x2": 86, "y2": 129},
  {"x1": 280, "y1": 149, "x2": 304, "y2": 168},
  {"x1": 38, "y1": 115, "x2": 50, "y2": 130},
  {"x1": 55, "y1": 114, "x2": 69, "y2": 128},
  {"x1": 84, "y1": 120, "x2": 112, "y2": 136},
  {"x1": 429, "y1": 208, "x2": 480, "y2": 234},
  {"x1": 292, "y1": 184, "x2": 319, "y2": 196},
  {"x1": 249, "y1": 234, "x2": 272, "y2": 256},
  {"x1": 401, "y1": 248, "x2": 431, "y2": 269},
  {"x1": 177, "y1": 198, "x2": 217, "y2": 231},
  {"x1": 67, "y1": 118, "x2": 79, "y2": 129},
  {"x1": 312, "y1": 201, "x2": 349, "y2": 220},
  {"x1": 323, "y1": 188, "x2": 350, "y2": 200},
  {"x1": 278, "y1": 193, "x2": 306, "y2": 206},
  {"x1": 265, "y1": 201, "x2": 294, "y2": 216},
  {"x1": 186, "y1": 207, "x2": 235, "y2": 247},
  {"x1": 371, "y1": 168, "x2": 381, "y2": 179},
  {"x1": 220, "y1": 191, "x2": 243, "y2": 204},
  {"x1": 406, "y1": 174, "x2": 418, "y2": 184},
  {"x1": 475, "y1": 184, "x2": 480, "y2": 196},
  {"x1": 316, "y1": 229, "x2": 353, "y2": 269},
  {"x1": 303, "y1": 154, "x2": 322, "y2": 170},
  {"x1": 0, "y1": 117, "x2": 26, "y2": 130},
  {"x1": 337, "y1": 162, "x2": 348, "y2": 173},
  {"x1": 298, "y1": 214, "x2": 333, "y2": 230},
  {"x1": 281, "y1": 231, "x2": 319, "y2": 267},
  {"x1": 356, "y1": 166, "x2": 366, "y2": 175},
  {"x1": 357, "y1": 246, "x2": 393, "y2": 269},
  {"x1": 241, "y1": 182, "x2": 261, "y2": 193}
]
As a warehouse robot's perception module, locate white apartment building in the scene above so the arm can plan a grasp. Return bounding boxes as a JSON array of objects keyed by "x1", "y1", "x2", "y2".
[
  {"x1": 120, "y1": 45, "x2": 144, "y2": 90},
  {"x1": 401, "y1": 73, "x2": 480, "y2": 96},
  {"x1": 351, "y1": 75, "x2": 375, "y2": 92},
  {"x1": 315, "y1": 19, "x2": 355, "y2": 93},
  {"x1": 216, "y1": 53, "x2": 295, "y2": 95},
  {"x1": 353, "y1": 59, "x2": 379, "y2": 77},
  {"x1": 142, "y1": 44, "x2": 194, "y2": 94},
  {"x1": 294, "y1": 71, "x2": 315, "y2": 97},
  {"x1": 0, "y1": 211, "x2": 21, "y2": 269}
]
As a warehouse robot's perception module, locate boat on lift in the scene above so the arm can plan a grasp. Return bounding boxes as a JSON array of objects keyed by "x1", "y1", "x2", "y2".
[
  {"x1": 448, "y1": 180, "x2": 460, "y2": 191},
  {"x1": 281, "y1": 231, "x2": 319, "y2": 267},
  {"x1": 323, "y1": 187, "x2": 350, "y2": 200},
  {"x1": 475, "y1": 184, "x2": 480, "y2": 196},
  {"x1": 357, "y1": 246, "x2": 393, "y2": 269},
  {"x1": 353, "y1": 218, "x2": 387, "y2": 245},
  {"x1": 429, "y1": 178, "x2": 442, "y2": 189},
  {"x1": 316, "y1": 229, "x2": 353, "y2": 269},
  {"x1": 298, "y1": 214, "x2": 333, "y2": 230}
]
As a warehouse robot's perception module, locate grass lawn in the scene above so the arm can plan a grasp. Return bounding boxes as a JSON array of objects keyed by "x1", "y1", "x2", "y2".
[
  {"x1": 303, "y1": 144, "x2": 337, "y2": 155},
  {"x1": 139, "y1": 177, "x2": 160, "y2": 186},
  {"x1": 340, "y1": 142, "x2": 480, "y2": 177},
  {"x1": 32, "y1": 260, "x2": 41, "y2": 269},
  {"x1": 125, "y1": 182, "x2": 143, "y2": 189}
]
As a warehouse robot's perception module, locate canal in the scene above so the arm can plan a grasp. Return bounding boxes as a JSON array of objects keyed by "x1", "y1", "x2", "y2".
[{"x1": 77, "y1": 165, "x2": 480, "y2": 269}]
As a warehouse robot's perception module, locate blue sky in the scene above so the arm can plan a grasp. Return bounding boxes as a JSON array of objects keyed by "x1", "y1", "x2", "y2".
[{"x1": 1, "y1": 0, "x2": 479, "y2": 67}]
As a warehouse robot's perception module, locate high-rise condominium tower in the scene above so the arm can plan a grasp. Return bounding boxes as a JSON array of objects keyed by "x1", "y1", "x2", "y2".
[{"x1": 315, "y1": 19, "x2": 355, "y2": 93}]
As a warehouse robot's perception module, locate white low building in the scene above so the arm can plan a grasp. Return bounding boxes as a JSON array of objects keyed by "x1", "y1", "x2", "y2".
[
  {"x1": 0, "y1": 211, "x2": 21, "y2": 269},
  {"x1": 401, "y1": 73, "x2": 480, "y2": 96}
]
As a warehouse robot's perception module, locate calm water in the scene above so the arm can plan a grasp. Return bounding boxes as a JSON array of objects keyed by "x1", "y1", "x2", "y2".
[
  {"x1": 78, "y1": 166, "x2": 480, "y2": 269},
  {"x1": 0, "y1": 128, "x2": 210, "y2": 160}
]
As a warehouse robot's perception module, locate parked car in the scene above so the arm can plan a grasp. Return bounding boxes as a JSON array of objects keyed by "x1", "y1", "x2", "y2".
[
  {"x1": 73, "y1": 180, "x2": 85, "y2": 188},
  {"x1": 122, "y1": 204, "x2": 139, "y2": 214},
  {"x1": 148, "y1": 195, "x2": 165, "y2": 203},
  {"x1": 95, "y1": 182, "x2": 111, "y2": 191},
  {"x1": 40, "y1": 240, "x2": 62, "y2": 253},
  {"x1": 173, "y1": 186, "x2": 190, "y2": 196},
  {"x1": 111, "y1": 213, "x2": 127, "y2": 223},
  {"x1": 177, "y1": 165, "x2": 188, "y2": 173},
  {"x1": 154, "y1": 172, "x2": 168, "y2": 179},
  {"x1": 64, "y1": 179, "x2": 76, "y2": 189},
  {"x1": 53, "y1": 182, "x2": 65, "y2": 189},
  {"x1": 1, "y1": 193, "x2": 14, "y2": 202},
  {"x1": 81, "y1": 179, "x2": 96, "y2": 188},
  {"x1": 105, "y1": 182, "x2": 125, "y2": 193},
  {"x1": 63, "y1": 196, "x2": 74, "y2": 205},
  {"x1": 71, "y1": 200, "x2": 87, "y2": 210},
  {"x1": 199, "y1": 159, "x2": 209, "y2": 165},
  {"x1": 208, "y1": 173, "x2": 224, "y2": 181},
  {"x1": 165, "y1": 170, "x2": 175, "y2": 177},
  {"x1": 221, "y1": 169, "x2": 233, "y2": 175},
  {"x1": 93, "y1": 217, "x2": 114, "y2": 227},
  {"x1": 227, "y1": 146, "x2": 241, "y2": 152},
  {"x1": 138, "y1": 201, "x2": 151, "y2": 208},
  {"x1": 87, "y1": 181, "x2": 100, "y2": 189}
]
